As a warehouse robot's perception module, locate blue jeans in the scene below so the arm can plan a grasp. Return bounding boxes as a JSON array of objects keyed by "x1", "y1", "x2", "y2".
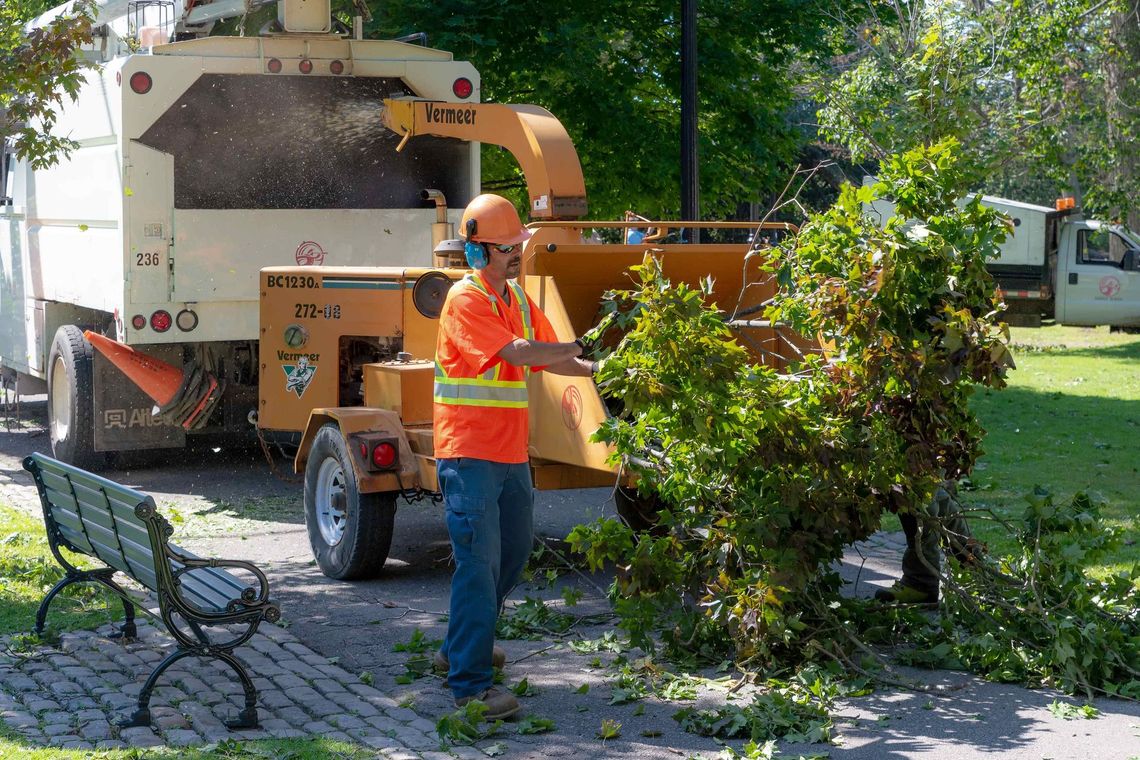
[{"x1": 437, "y1": 457, "x2": 534, "y2": 699}]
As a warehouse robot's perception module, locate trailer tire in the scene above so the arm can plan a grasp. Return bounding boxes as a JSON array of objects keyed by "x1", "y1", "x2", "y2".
[
  {"x1": 304, "y1": 423, "x2": 396, "y2": 580},
  {"x1": 47, "y1": 325, "x2": 105, "y2": 469}
]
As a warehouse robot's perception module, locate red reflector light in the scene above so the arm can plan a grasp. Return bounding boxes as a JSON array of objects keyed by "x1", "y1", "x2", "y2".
[
  {"x1": 129, "y1": 72, "x2": 152, "y2": 94},
  {"x1": 359, "y1": 442, "x2": 368, "y2": 460},
  {"x1": 267, "y1": 58, "x2": 282, "y2": 74},
  {"x1": 299, "y1": 59, "x2": 313, "y2": 74},
  {"x1": 371, "y1": 442, "x2": 397, "y2": 469},
  {"x1": 452, "y1": 77, "x2": 473, "y2": 99},
  {"x1": 329, "y1": 59, "x2": 344, "y2": 75},
  {"x1": 131, "y1": 314, "x2": 146, "y2": 330},
  {"x1": 150, "y1": 310, "x2": 172, "y2": 332}
]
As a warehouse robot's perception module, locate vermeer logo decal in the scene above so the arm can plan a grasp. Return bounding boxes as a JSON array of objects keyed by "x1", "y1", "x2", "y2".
[
  {"x1": 561, "y1": 386, "x2": 583, "y2": 430},
  {"x1": 423, "y1": 103, "x2": 477, "y2": 125},
  {"x1": 283, "y1": 356, "x2": 317, "y2": 398}
]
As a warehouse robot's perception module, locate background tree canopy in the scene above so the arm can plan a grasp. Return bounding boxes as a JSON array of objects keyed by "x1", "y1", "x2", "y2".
[
  {"x1": 10, "y1": 0, "x2": 1140, "y2": 225},
  {"x1": 357, "y1": 0, "x2": 845, "y2": 221},
  {"x1": 814, "y1": 0, "x2": 1140, "y2": 227},
  {"x1": 1, "y1": 0, "x2": 93, "y2": 169}
]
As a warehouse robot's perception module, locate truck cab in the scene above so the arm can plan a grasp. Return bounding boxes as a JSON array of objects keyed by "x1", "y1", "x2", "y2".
[
  {"x1": 864, "y1": 180, "x2": 1140, "y2": 329},
  {"x1": 1056, "y1": 219, "x2": 1140, "y2": 327}
]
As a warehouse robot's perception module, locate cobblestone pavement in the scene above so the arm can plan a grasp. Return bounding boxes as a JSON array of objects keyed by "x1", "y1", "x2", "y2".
[{"x1": 0, "y1": 618, "x2": 456, "y2": 755}]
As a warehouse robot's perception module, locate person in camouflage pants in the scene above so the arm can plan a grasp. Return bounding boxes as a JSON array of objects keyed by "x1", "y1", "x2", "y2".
[{"x1": 876, "y1": 482, "x2": 983, "y2": 604}]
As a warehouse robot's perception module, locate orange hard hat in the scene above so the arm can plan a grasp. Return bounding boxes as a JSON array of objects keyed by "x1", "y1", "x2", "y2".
[{"x1": 460, "y1": 194, "x2": 532, "y2": 246}]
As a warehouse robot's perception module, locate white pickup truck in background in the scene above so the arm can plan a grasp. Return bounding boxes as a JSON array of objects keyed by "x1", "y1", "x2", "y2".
[{"x1": 867, "y1": 187, "x2": 1140, "y2": 329}]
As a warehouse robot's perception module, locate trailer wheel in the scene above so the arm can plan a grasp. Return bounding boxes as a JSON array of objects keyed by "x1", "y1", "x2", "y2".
[
  {"x1": 304, "y1": 423, "x2": 396, "y2": 580},
  {"x1": 614, "y1": 486, "x2": 664, "y2": 533},
  {"x1": 47, "y1": 325, "x2": 104, "y2": 469}
]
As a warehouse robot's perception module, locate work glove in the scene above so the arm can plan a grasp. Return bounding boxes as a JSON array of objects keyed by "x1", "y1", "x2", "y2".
[{"x1": 573, "y1": 335, "x2": 597, "y2": 357}]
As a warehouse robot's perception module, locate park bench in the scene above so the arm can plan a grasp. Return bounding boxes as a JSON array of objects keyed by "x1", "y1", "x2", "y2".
[{"x1": 22, "y1": 453, "x2": 281, "y2": 729}]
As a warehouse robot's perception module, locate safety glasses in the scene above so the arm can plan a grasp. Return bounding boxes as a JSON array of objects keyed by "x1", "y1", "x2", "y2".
[{"x1": 491, "y1": 243, "x2": 519, "y2": 254}]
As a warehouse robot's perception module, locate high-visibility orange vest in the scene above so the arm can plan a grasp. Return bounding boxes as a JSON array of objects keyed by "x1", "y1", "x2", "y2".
[{"x1": 433, "y1": 274, "x2": 544, "y2": 464}]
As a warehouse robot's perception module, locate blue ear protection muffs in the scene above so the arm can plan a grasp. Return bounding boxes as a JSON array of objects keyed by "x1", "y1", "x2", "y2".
[
  {"x1": 464, "y1": 218, "x2": 487, "y2": 269},
  {"x1": 465, "y1": 241, "x2": 487, "y2": 270}
]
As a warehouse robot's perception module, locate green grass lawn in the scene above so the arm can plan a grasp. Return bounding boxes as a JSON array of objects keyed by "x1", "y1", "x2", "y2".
[
  {"x1": 960, "y1": 325, "x2": 1140, "y2": 574},
  {"x1": 0, "y1": 505, "x2": 118, "y2": 639}
]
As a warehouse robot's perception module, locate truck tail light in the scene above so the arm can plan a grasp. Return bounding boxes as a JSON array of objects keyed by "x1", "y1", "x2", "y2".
[
  {"x1": 351, "y1": 434, "x2": 401, "y2": 472},
  {"x1": 371, "y1": 442, "x2": 397, "y2": 469},
  {"x1": 131, "y1": 314, "x2": 146, "y2": 330},
  {"x1": 129, "y1": 72, "x2": 152, "y2": 94},
  {"x1": 176, "y1": 309, "x2": 198, "y2": 332},
  {"x1": 452, "y1": 77, "x2": 473, "y2": 99},
  {"x1": 330, "y1": 59, "x2": 344, "y2": 75},
  {"x1": 267, "y1": 58, "x2": 282, "y2": 73},
  {"x1": 150, "y1": 310, "x2": 172, "y2": 332},
  {"x1": 299, "y1": 59, "x2": 313, "y2": 74}
]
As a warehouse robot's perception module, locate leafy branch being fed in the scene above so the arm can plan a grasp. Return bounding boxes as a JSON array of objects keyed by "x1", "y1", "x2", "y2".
[{"x1": 572, "y1": 138, "x2": 1012, "y2": 669}]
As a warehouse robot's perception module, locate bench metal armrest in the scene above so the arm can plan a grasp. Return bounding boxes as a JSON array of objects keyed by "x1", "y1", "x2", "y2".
[{"x1": 166, "y1": 548, "x2": 273, "y2": 608}]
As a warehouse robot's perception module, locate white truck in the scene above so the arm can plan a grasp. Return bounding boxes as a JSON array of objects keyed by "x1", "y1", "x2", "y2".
[
  {"x1": 1, "y1": 0, "x2": 481, "y2": 466},
  {"x1": 867, "y1": 189, "x2": 1140, "y2": 329}
]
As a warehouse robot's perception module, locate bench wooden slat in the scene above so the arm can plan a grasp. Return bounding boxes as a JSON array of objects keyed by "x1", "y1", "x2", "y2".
[
  {"x1": 40, "y1": 469, "x2": 150, "y2": 527},
  {"x1": 176, "y1": 569, "x2": 246, "y2": 614},
  {"x1": 43, "y1": 487, "x2": 151, "y2": 551}
]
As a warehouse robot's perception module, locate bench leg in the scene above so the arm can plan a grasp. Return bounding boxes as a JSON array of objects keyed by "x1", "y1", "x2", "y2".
[
  {"x1": 108, "y1": 598, "x2": 137, "y2": 640},
  {"x1": 214, "y1": 649, "x2": 260, "y2": 729},
  {"x1": 34, "y1": 575, "x2": 77, "y2": 635},
  {"x1": 119, "y1": 649, "x2": 193, "y2": 728},
  {"x1": 120, "y1": 648, "x2": 260, "y2": 730}
]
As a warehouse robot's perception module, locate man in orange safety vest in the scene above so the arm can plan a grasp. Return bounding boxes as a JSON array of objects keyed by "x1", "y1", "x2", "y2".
[{"x1": 432, "y1": 194, "x2": 596, "y2": 720}]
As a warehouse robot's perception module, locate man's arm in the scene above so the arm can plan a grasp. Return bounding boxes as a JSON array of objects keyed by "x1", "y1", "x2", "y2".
[
  {"x1": 545, "y1": 356, "x2": 596, "y2": 377},
  {"x1": 497, "y1": 338, "x2": 582, "y2": 367}
]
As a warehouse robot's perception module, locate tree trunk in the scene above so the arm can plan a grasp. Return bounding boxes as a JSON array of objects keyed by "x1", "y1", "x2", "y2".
[{"x1": 1104, "y1": 1, "x2": 1140, "y2": 231}]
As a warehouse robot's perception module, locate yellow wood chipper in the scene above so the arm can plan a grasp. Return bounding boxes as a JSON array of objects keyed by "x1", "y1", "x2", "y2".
[{"x1": 255, "y1": 98, "x2": 804, "y2": 579}]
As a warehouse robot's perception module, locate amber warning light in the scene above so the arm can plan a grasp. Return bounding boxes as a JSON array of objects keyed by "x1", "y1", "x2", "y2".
[{"x1": 1055, "y1": 197, "x2": 1076, "y2": 211}]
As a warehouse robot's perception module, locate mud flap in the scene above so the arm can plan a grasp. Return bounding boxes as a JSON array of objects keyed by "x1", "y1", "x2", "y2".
[{"x1": 93, "y1": 349, "x2": 185, "y2": 451}]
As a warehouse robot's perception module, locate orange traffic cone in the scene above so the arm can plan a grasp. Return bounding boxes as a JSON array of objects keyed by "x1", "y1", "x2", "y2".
[
  {"x1": 84, "y1": 331, "x2": 183, "y2": 406},
  {"x1": 83, "y1": 331, "x2": 224, "y2": 430}
]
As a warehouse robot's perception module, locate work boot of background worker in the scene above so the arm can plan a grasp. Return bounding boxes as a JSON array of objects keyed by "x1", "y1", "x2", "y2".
[
  {"x1": 434, "y1": 645, "x2": 507, "y2": 674},
  {"x1": 876, "y1": 483, "x2": 980, "y2": 604}
]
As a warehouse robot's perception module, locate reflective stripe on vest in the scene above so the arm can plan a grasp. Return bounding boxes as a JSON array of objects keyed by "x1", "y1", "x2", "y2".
[{"x1": 434, "y1": 276, "x2": 534, "y2": 409}]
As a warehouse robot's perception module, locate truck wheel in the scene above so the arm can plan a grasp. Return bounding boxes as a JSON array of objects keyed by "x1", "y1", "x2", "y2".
[
  {"x1": 47, "y1": 326, "x2": 105, "y2": 469},
  {"x1": 614, "y1": 486, "x2": 664, "y2": 533},
  {"x1": 304, "y1": 423, "x2": 396, "y2": 580}
]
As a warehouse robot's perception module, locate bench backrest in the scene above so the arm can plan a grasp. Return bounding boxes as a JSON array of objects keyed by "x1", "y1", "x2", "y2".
[
  {"x1": 23, "y1": 453, "x2": 263, "y2": 616},
  {"x1": 24, "y1": 453, "x2": 165, "y2": 591}
]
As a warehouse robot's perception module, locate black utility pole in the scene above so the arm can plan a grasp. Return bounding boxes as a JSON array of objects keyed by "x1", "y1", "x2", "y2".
[{"x1": 680, "y1": 0, "x2": 699, "y2": 243}]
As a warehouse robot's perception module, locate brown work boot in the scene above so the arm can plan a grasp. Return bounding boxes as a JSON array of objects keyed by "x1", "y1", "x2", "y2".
[
  {"x1": 455, "y1": 687, "x2": 521, "y2": 720},
  {"x1": 433, "y1": 645, "x2": 507, "y2": 674}
]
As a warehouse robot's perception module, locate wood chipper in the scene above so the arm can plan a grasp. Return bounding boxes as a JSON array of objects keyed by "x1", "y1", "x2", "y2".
[{"x1": 255, "y1": 98, "x2": 803, "y2": 579}]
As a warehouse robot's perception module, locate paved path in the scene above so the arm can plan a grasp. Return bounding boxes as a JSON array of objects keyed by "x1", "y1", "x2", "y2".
[{"x1": 1, "y1": 400, "x2": 1139, "y2": 759}]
